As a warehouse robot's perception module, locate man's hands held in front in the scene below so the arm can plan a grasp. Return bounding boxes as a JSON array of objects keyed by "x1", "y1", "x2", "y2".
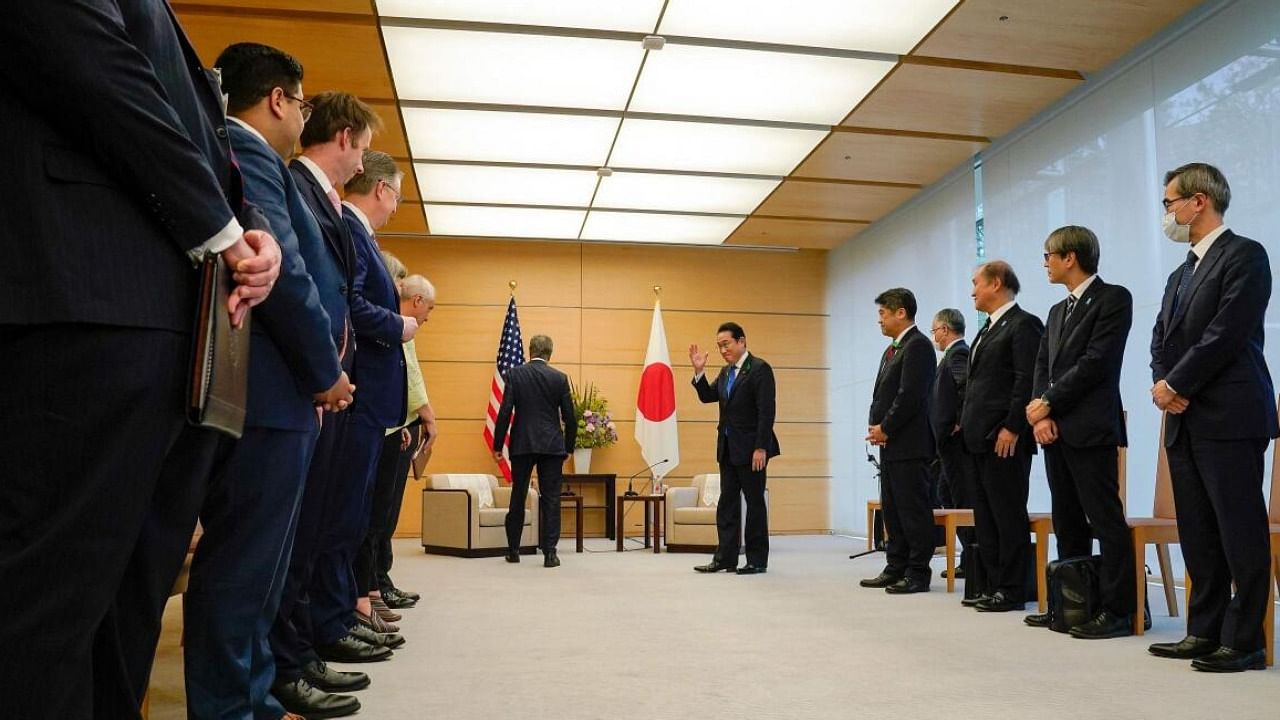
[
  {"x1": 865, "y1": 424, "x2": 888, "y2": 447},
  {"x1": 401, "y1": 315, "x2": 420, "y2": 342},
  {"x1": 313, "y1": 371, "x2": 354, "y2": 412},
  {"x1": 1151, "y1": 380, "x2": 1190, "y2": 414},
  {"x1": 688, "y1": 344, "x2": 709, "y2": 376},
  {"x1": 1032, "y1": 418, "x2": 1058, "y2": 446},
  {"x1": 222, "y1": 229, "x2": 282, "y2": 328},
  {"x1": 1025, "y1": 398, "x2": 1050, "y2": 425}
]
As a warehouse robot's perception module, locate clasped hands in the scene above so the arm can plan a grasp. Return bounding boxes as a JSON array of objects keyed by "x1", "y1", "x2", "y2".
[
  {"x1": 1151, "y1": 380, "x2": 1189, "y2": 414},
  {"x1": 313, "y1": 371, "x2": 355, "y2": 412},
  {"x1": 1025, "y1": 398, "x2": 1057, "y2": 446},
  {"x1": 221, "y1": 229, "x2": 282, "y2": 328}
]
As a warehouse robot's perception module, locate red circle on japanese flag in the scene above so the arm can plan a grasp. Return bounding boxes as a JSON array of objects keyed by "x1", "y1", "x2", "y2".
[{"x1": 637, "y1": 363, "x2": 676, "y2": 421}]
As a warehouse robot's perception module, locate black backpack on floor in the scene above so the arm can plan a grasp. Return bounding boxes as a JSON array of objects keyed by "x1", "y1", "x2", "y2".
[{"x1": 1047, "y1": 555, "x2": 1102, "y2": 633}]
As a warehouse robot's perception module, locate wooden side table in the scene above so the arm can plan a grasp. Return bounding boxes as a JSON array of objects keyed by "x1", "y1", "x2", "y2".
[
  {"x1": 558, "y1": 493, "x2": 584, "y2": 553},
  {"x1": 616, "y1": 495, "x2": 663, "y2": 554},
  {"x1": 562, "y1": 474, "x2": 617, "y2": 539}
]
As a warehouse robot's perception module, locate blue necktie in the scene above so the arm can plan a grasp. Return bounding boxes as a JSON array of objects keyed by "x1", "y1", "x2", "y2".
[
  {"x1": 725, "y1": 365, "x2": 737, "y2": 396},
  {"x1": 1171, "y1": 250, "x2": 1197, "y2": 316}
]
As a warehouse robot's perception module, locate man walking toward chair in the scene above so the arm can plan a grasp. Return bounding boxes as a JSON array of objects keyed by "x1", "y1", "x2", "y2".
[
  {"x1": 492, "y1": 335, "x2": 577, "y2": 567},
  {"x1": 1147, "y1": 163, "x2": 1277, "y2": 672},
  {"x1": 1023, "y1": 225, "x2": 1136, "y2": 638}
]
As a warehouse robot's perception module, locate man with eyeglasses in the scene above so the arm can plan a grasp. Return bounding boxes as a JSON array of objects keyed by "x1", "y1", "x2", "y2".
[
  {"x1": 340, "y1": 151, "x2": 419, "y2": 631},
  {"x1": 690, "y1": 322, "x2": 781, "y2": 574},
  {"x1": 1147, "y1": 163, "x2": 1276, "y2": 672},
  {"x1": 928, "y1": 308, "x2": 973, "y2": 585},
  {"x1": 1023, "y1": 225, "x2": 1135, "y2": 639}
]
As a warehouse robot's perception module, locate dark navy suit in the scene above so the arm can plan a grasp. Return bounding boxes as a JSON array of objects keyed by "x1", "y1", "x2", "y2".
[
  {"x1": 931, "y1": 339, "x2": 974, "y2": 557},
  {"x1": 174, "y1": 120, "x2": 341, "y2": 719},
  {"x1": 299, "y1": 205, "x2": 406, "y2": 646},
  {"x1": 0, "y1": 3, "x2": 249, "y2": 716},
  {"x1": 869, "y1": 326, "x2": 936, "y2": 584},
  {"x1": 1151, "y1": 229, "x2": 1277, "y2": 652},
  {"x1": 272, "y1": 159, "x2": 358, "y2": 681}
]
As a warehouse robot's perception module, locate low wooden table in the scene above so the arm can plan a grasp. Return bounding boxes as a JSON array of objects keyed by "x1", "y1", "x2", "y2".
[
  {"x1": 558, "y1": 493, "x2": 584, "y2": 553},
  {"x1": 616, "y1": 494, "x2": 663, "y2": 553},
  {"x1": 562, "y1": 474, "x2": 617, "y2": 539}
]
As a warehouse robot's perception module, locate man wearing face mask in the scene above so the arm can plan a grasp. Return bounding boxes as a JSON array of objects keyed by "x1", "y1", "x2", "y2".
[{"x1": 1148, "y1": 163, "x2": 1277, "y2": 672}]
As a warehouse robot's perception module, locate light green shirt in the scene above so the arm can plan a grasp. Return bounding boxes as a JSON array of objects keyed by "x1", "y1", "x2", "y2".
[{"x1": 386, "y1": 338, "x2": 429, "y2": 435}]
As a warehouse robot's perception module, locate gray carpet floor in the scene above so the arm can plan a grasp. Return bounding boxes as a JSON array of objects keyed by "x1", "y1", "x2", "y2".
[{"x1": 150, "y1": 535, "x2": 1279, "y2": 719}]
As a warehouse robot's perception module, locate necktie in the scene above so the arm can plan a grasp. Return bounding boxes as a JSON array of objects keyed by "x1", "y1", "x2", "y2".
[
  {"x1": 1171, "y1": 250, "x2": 1197, "y2": 316},
  {"x1": 1064, "y1": 295, "x2": 1078, "y2": 323},
  {"x1": 326, "y1": 187, "x2": 342, "y2": 215},
  {"x1": 725, "y1": 365, "x2": 737, "y2": 395},
  {"x1": 972, "y1": 316, "x2": 992, "y2": 354}
]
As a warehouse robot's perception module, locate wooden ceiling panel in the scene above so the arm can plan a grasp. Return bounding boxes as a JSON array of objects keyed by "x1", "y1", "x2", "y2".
[
  {"x1": 914, "y1": 0, "x2": 1204, "y2": 73},
  {"x1": 380, "y1": 204, "x2": 427, "y2": 235},
  {"x1": 368, "y1": 100, "x2": 411, "y2": 159},
  {"x1": 756, "y1": 180, "x2": 917, "y2": 223},
  {"x1": 843, "y1": 63, "x2": 1081, "y2": 138},
  {"x1": 173, "y1": 1, "x2": 372, "y2": 14},
  {"x1": 794, "y1": 132, "x2": 985, "y2": 186},
  {"x1": 725, "y1": 218, "x2": 867, "y2": 250},
  {"x1": 178, "y1": 11, "x2": 394, "y2": 99}
]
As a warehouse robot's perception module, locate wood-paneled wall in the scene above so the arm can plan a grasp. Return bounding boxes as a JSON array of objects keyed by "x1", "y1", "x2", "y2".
[{"x1": 381, "y1": 237, "x2": 831, "y2": 537}]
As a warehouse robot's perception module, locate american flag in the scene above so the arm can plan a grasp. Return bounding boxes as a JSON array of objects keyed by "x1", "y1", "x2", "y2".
[{"x1": 483, "y1": 297, "x2": 524, "y2": 483}]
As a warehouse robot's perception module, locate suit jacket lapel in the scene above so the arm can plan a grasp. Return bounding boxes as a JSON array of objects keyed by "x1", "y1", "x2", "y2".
[
  {"x1": 973, "y1": 305, "x2": 1017, "y2": 368},
  {"x1": 1168, "y1": 232, "x2": 1231, "y2": 334}
]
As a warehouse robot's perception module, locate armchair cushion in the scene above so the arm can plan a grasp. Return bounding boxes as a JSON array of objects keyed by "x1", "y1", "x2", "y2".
[
  {"x1": 673, "y1": 507, "x2": 717, "y2": 525},
  {"x1": 435, "y1": 473, "x2": 495, "y2": 509}
]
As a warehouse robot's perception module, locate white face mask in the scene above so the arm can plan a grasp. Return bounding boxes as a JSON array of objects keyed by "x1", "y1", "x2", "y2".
[{"x1": 1162, "y1": 210, "x2": 1193, "y2": 243}]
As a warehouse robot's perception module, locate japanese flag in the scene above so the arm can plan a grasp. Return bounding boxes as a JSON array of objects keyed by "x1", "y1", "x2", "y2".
[{"x1": 635, "y1": 300, "x2": 679, "y2": 480}]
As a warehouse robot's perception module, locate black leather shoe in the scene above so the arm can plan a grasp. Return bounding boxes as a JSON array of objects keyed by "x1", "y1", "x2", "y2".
[
  {"x1": 975, "y1": 591, "x2": 1025, "y2": 612},
  {"x1": 694, "y1": 560, "x2": 736, "y2": 573},
  {"x1": 382, "y1": 588, "x2": 417, "y2": 609},
  {"x1": 1023, "y1": 612, "x2": 1052, "y2": 628},
  {"x1": 303, "y1": 660, "x2": 370, "y2": 693},
  {"x1": 1069, "y1": 610, "x2": 1132, "y2": 639},
  {"x1": 544, "y1": 551, "x2": 560, "y2": 568},
  {"x1": 1191, "y1": 646, "x2": 1267, "y2": 673},
  {"x1": 390, "y1": 586, "x2": 421, "y2": 602},
  {"x1": 349, "y1": 622, "x2": 405, "y2": 650},
  {"x1": 505, "y1": 550, "x2": 521, "y2": 563},
  {"x1": 939, "y1": 567, "x2": 965, "y2": 579},
  {"x1": 961, "y1": 593, "x2": 991, "y2": 607},
  {"x1": 316, "y1": 634, "x2": 392, "y2": 663},
  {"x1": 736, "y1": 565, "x2": 767, "y2": 575},
  {"x1": 1148, "y1": 635, "x2": 1219, "y2": 659},
  {"x1": 272, "y1": 677, "x2": 361, "y2": 719},
  {"x1": 859, "y1": 572, "x2": 902, "y2": 588},
  {"x1": 885, "y1": 578, "x2": 929, "y2": 594}
]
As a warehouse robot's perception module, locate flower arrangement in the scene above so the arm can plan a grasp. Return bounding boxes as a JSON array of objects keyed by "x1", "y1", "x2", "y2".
[{"x1": 571, "y1": 381, "x2": 619, "y2": 449}]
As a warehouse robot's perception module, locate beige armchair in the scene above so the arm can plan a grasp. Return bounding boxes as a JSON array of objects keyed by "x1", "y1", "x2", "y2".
[
  {"x1": 421, "y1": 474, "x2": 538, "y2": 557},
  {"x1": 665, "y1": 474, "x2": 722, "y2": 552}
]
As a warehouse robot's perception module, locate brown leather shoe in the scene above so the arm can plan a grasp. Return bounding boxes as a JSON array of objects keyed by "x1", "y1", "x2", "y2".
[
  {"x1": 355, "y1": 608, "x2": 400, "y2": 634},
  {"x1": 370, "y1": 596, "x2": 402, "y2": 623}
]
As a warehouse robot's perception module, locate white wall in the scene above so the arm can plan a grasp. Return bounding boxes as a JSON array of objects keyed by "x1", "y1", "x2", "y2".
[{"x1": 827, "y1": 0, "x2": 1280, "y2": 575}]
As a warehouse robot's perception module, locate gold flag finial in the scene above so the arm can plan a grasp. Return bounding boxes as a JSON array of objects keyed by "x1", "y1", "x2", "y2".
[
  {"x1": 509, "y1": 280, "x2": 517, "y2": 295},
  {"x1": 653, "y1": 285, "x2": 662, "y2": 297}
]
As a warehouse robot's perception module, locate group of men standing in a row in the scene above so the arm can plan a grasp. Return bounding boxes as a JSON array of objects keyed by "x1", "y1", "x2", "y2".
[
  {"x1": 863, "y1": 162, "x2": 1277, "y2": 673},
  {"x1": 1, "y1": 4, "x2": 434, "y2": 718}
]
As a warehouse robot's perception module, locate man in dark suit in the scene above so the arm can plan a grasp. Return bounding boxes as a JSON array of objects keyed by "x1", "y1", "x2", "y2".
[
  {"x1": 1147, "y1": 163, "x2": 1277, "y2": 672},
  {"x1": 0, "y1": 4, "x2": 283, "y2": 717},
  {"x1": 492, "y1": 335, "x2": 577, "y2": 567},
  {"x1": 272, "y1": 92, "x2": 390, "y2": 698},
  {"x1": 860, "y1": 289, "x2": 937, "y2": 594},
  {"x1": 929, "y1": 308, "x2": 973, "y2": 580},
  {"x1": 961, "y1": 261, "x2": 1044, "y2": 612},
  {"x1": 689, "y1": 322, "x2": 782, "y2": 575},
  {"x1": 1023, "y1": 226, "x2": 1135, "y2": 638},
  {"x1": 160, "y1": 43, "x2": 364, "y2": 720},
  {"x1": 341, "y1": 150, "x2": 412, "y2": 632}
]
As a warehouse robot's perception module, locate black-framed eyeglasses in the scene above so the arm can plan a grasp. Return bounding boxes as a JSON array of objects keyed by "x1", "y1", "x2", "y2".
[
  {"x1": 282, "y1": 91, "x2": 313, "y2": 121},
  {"x1": 379, "y1": 179, "x2": 403, "y2": 204},
  {"x1": 930, "y1": 325, "x2": 947, "y2": 333},
  {"x1": 1162, "y1": 195, "x2": 1192, "y2": 211},
  {"x1": 1042, "y1": 251, "x2": 1062, "y2": 261}
]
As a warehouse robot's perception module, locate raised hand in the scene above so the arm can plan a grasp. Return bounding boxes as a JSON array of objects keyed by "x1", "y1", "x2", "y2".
[{"x1": 688, "y1": 344, "x2": 709, "y2": 375}]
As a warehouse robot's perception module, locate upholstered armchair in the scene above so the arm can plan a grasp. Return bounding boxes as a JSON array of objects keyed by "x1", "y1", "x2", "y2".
[
  {"x1": 420, "y1": 474, "x2": 538, "y2": 557},
  {"x1": 664, "y1": 474, "x2": 722, "y2": 552}
]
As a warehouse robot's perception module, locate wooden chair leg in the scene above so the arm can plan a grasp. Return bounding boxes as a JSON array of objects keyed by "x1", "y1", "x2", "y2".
[
  {"x1": 1155, "y1": 543, "x2": 1178, "y2": 617},
  {"x1": 867, "y1": 503, "x2": 874, "y2": 551},
  {"x1": 1266, "y1": 562, "x2": 1274, "y2": 667},
  {"x1": 945, "y1": 516, "x2": 957, "y2": 594},
  {"x1": 1035, "y1": 524, "x2": 1050, "y2": 613},
  {"x1": 1185, "y1": 573, "x2": 1193, "y2": 633},
  {"x1": 1133, "y1": 529, "x2": 1148, "y2": 636}
]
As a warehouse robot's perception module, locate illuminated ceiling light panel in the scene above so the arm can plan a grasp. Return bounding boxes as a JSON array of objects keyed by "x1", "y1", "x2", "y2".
[
  {"x1": 658, "y1": 0, "x2": 960, "y2": 54},
  {"x1": 384, "y1": 27, "x2": 642, "y2": 110},
  {"x1": 581, "y1": 210, "x2": 740, "y2": 245},
  {"x1": 402, "y1": 108, "x2": 618, "y2": 166},
  {"x1": 415, "y1": 163, "x2": 599, "y2": 207},
  {"x1": 631, "y1": 43, "x2": 894, "y2": 124},
  {"x1": 375, "y1": 0, "x2": 665, "y2": 32},
  {"x1": 425, "y1": 204, "x2": 585, "y2": 239},
  {"x1": 610, "y1": 119, "x2": 827, "y2": 175},
  {"x1": 594, "y1": 171, "x2": 778, "y2": 214}
]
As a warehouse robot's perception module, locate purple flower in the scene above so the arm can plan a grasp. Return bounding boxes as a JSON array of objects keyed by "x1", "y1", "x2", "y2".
[{"x1": 585, "y1": 423, "x2": 596, "y2": 433}]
